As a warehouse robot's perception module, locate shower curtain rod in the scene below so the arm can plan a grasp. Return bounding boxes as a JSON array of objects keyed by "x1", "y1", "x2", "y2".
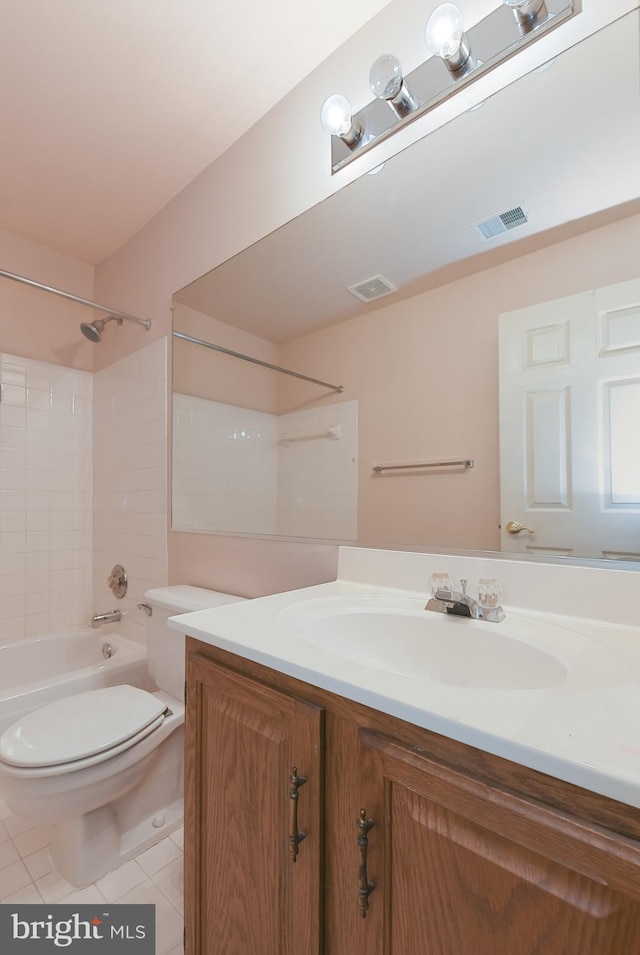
[
  {"x1": 173, "y1": 331, "x2": 344, "y2": 393},
  {"x1": 0, "y1": 268, "x2": 151, "y2": 329}
]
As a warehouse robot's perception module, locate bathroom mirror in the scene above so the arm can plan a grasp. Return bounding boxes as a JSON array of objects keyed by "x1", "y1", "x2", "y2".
[{"x1": 172, "y1": 11, "x2": 640, "y2": 561}]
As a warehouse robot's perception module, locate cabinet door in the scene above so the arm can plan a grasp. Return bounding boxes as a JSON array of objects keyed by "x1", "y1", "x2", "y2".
[
  {"x1": 354, "y1": 729, "x2": 640, "y2": 955},
  {"x1": 184, "y1": 653, "x2": 324, "y2": 955}
]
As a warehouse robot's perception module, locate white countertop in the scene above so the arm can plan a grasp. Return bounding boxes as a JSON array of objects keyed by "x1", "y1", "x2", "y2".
[{"x1": 169, "y1": 577, "x2": 640, "y2": 810}]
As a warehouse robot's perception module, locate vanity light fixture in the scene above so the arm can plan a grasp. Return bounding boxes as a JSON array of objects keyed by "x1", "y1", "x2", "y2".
[
  {"x1": 321, "y1": 0, "x2": 575, "y2": 173},
  {"x1": 424, "y1": 3, "x2": 476, "y2": 76},
  {"x1": 320, "y1": 93, "x2": 363, "y2": 147},
  {"x1": 504, "y1": 0, "x2": 549, "y2": 28},
  {"x1": 369, "y1": 54, "x2": 418, "y2": 117}
]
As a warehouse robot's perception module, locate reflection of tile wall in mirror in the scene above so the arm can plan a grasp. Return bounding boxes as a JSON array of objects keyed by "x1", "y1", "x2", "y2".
[
  {"x1": 276, "y1": 401, "x2": 358, "y2": 540},
  {"x1": 172, "y1": 396, "x2": 358, "y2": 540},
  {"x1": 171, "y1": 12, "x2": 640, "y2": 563},
  {"x1": 172, "y1": 394, "x2": 278, "y2": 535}
]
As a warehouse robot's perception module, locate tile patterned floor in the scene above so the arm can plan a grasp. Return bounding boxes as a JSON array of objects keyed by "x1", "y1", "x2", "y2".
[{"x1": 0, "y1": 799, "x2": 184, "y2": 955}]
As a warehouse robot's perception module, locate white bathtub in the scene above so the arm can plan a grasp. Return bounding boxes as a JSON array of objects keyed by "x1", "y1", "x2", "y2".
[{"x1": 0, "y1": 629, "x2": 152, "y2": 734}]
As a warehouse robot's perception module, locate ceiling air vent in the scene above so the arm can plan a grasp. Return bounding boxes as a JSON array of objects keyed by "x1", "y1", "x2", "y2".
[
  {"x1": 347, "y1": 274, "x2": 398, "y2": 303},
  {"x1": 473, "y1": 205, "x2": 529, "y2": 240}
]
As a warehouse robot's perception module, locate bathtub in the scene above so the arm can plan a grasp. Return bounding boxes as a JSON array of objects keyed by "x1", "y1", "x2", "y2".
[{"x1": 0, "y1": 629, "x2": 152, "y2": 735}]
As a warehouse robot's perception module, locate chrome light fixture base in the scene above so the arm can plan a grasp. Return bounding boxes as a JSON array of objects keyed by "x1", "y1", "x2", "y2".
[{"x1": 328, "y1": 0, "x2": 575, "y2": 173}]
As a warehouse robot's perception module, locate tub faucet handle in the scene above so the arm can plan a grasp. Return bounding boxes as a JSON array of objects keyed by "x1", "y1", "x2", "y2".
[{"x1": 107, "y1": 564, "x2": 128, "y2": 599}]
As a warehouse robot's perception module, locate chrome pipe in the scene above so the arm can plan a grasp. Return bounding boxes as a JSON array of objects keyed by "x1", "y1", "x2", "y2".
[
  {"x1": 173, "y1": 331, "x2": 343, "y2": 393},
  {"x1": 0, "y1": 268, "x2": 151, "y2": 329}
]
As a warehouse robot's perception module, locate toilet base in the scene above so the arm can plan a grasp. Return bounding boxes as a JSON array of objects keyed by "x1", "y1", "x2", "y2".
[
  {"x1": 49, "y1": 721, "x2": 185, "y2": 887},
  {"x1": 51, "y1": 796, "x2": 183, "y2": 887}
]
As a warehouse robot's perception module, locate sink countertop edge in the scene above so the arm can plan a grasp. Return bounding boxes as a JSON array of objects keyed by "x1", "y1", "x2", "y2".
[{"x1": 169, "y1": 579, "x2": 640, "y2": 811}]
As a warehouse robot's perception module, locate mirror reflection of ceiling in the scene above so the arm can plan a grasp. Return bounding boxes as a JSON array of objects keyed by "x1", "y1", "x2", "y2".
[{"x1": 174, "y1": 12, "x2": 640, "y2": 344}]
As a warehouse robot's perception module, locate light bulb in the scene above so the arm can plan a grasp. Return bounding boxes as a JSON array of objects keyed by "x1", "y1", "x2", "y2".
[
  {"x1": 320, "y1": 93, "x2": 363, "y2": 148},
  {"x1": 425, "y1": 3, "x2": 464, "y2": 59},
  {"x1": 369, "y1": 54, "x2": 404, "y2": 101},
  {"x1": 320, "y1": 94, "x2": 354, "y2": 137},
  {"x1": 369, "y1": 54, "x2": 418, "y2": 117}
]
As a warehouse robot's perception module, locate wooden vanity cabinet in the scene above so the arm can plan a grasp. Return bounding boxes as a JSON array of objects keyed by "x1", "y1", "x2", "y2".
[
  {"x1": 184, "y1": 639, "x2": 640, "y2": 955},
  {"x1": 184, "y1": 650, "x2": 324, "y2": 955},
  {"x1": 354, "y1": 730, "x2": 640, "y2": 955}
]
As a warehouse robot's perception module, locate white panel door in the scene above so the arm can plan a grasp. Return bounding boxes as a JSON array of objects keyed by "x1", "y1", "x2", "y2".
[{"x1": 499, "y1": 278, "x2": 640, "y2": 560}]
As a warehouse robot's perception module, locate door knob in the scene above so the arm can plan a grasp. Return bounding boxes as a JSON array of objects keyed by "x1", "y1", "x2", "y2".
[{"x1": 505, "y1": 520, "x2": 534, "y2": 535}]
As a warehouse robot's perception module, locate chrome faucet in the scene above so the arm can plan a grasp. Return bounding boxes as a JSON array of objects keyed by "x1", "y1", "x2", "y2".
[
  {"x1": 425, "y1": 578, "x2": 505, "y2": 623},
  {"x1": 91, "y1": 609, "x2": 122, "y2": 628}
]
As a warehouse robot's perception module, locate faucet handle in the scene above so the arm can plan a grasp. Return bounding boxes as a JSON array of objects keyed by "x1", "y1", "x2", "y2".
[
  {"x1": 430, "y1": 572, "x2": 454, "y2": 596},
  {"x1": 477, "y1": 578, "x2": 503, "y2": 609},
  {"x1": 107, "y1": 563, "x2": 128, "y2": 599},
  {"x1": 460, "y1": 579, "x2": 468, "y2": 595}
]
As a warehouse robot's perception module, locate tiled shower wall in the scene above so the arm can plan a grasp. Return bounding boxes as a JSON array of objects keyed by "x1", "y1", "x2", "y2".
[
  {"x1": 0, "y1": 354, "x2": 93, "y2": 639},
  {"x1": 172, "y1": 396, "x2": 357, "y2": 540},
  {"x1": 277, "y1": 400, "x2": 358, "y2": 540},
  {"x1": 172, "y1": 395, "x2": 278, "y2": 534},
  {"x1": 93, "y1": 338, "x2": 168, "y2": 646}
]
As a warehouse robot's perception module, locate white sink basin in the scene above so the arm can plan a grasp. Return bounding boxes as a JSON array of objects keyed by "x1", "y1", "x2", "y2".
[{"x1": 276, "y1": 595, "x2": 605, "y2": 690}]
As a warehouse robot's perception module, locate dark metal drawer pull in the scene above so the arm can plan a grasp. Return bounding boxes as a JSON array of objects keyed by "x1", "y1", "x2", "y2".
[
  {"x1": 288, "y1": 767, "x2": 307, "y2": 862},
  {"x1": 357, "y1": 808, "x2": 375, "y2": 918}
]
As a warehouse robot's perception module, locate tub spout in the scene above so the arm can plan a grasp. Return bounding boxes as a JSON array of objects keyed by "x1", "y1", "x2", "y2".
[{"x1": 91, "y1": 609, "x2": 122, "y2": 628}]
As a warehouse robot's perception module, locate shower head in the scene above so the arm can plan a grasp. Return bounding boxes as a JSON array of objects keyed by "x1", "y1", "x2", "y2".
[{"x1": 80, "y1": 315, "x2": 123, "y2": 343}]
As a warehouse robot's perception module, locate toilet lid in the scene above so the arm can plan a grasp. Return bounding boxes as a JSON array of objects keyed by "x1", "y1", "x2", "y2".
[{"x1": 0, "y1": 685, "x2": 167, "y2": 768}]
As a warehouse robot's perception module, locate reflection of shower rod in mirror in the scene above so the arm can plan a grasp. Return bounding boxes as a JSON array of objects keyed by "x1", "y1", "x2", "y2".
[
  {"x1": 322, "y1": 0, "x2": 576, "y2": 173},
  {"x1": 173, "y1": 331, "x2": 344, "y2": 393}
]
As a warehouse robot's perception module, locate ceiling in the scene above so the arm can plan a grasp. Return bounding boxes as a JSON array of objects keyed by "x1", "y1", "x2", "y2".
[
  {"x1": 174, "y1": 11, "x2": 640, "y2": 343},
  {"x1": 0, "y1": 0, "x2": 391, "y2": 265}
]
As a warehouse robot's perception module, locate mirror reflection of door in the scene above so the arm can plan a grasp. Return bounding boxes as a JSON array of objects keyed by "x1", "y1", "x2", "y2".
[{"x1": 499, "y1": 277, "x2": 640, "y2": 560}]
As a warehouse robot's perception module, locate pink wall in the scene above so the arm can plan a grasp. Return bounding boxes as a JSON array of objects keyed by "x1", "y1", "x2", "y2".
[
  {"x1": 168, "y1": 531, "x2": 337, "y2": 597},
  {"x1": 167, "y1": 212, "x2": 640, "y2": 596},
  {"x1": 278, "y1": 212, "x2": 640, "y2": 551},
  {"x1": 93, "y1": 0, "x2": 616, "y2": 375},
  {"x1": 114, "y1": 211, "x2": 640, "y2": 597},
  {"x1": 0, "y1": 228, "x2": 95, "y2": 370},
  {"x1": 173, "y1": 304, "x2": 278, "y2": 412},
  {"x1": 91, "y1": 1, "x2": 637, "y2": 597}
]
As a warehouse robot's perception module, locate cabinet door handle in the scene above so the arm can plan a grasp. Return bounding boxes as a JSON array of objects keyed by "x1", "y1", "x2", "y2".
[
  {"x1": 357, "y1": 808, "x2": 375, "y2": 918},
  {"x1": 288, "y1": 766, "x2": 307, "y2": 862}
]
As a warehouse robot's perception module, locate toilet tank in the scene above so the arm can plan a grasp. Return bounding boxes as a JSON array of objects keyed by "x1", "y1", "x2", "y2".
[{"x1": 143, "y1": 586, "x2": 246, "y2": 700}]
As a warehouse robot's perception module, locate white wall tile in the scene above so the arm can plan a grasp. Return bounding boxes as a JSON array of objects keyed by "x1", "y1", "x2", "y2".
[
  {"x1": 172, "y1": 394, "x2": 278, "y2": 534},
  {"x1": 0, "y1": 354, "x2": 93, "y2": 639},
  {"x1": 0, "y1": 341, "x2": 166, "y2": 644},
  {"x1": 93, "y1": 338, "x2": 168, "y2": 644},
  {"x1": 172, "y1": 395, "x2": 358, "y2": 540},
  {"x1": 277, "y1": 400, "x2": 358, "y2": 540}
]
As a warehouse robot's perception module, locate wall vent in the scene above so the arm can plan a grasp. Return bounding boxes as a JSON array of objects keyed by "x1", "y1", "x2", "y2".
[
  {"x1": 473, "y1": 205, "x2": 529, "y2": 240},
  {"x1": 347, "y1": 274, "x2": 398, "y2": 303}
]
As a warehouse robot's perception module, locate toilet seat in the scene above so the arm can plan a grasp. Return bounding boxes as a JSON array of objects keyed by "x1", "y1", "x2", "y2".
[{"x1": 0, "y1": 685, "x2": 168, "y2": 775}]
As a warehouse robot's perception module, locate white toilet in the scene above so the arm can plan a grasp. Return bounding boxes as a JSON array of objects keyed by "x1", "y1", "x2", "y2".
[{"x1": 0, "y1": 585, "x2": 245, "y2": 887}]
